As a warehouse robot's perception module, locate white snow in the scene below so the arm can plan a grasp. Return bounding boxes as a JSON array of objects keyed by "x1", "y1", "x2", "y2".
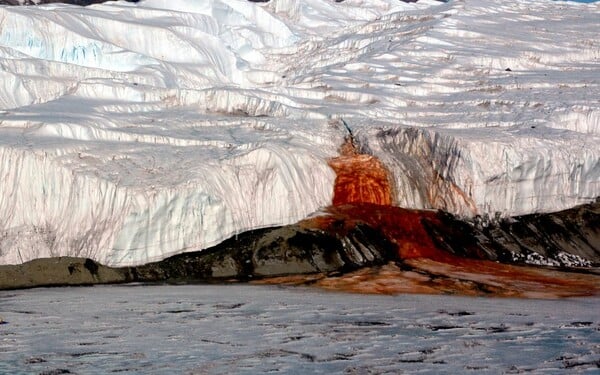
[
  {"x1": 510, "y1": 249, "x2": 594, "y2": 268},
  {"x1": 0, "y1": 0, "x2": 598, "y2": 265}
]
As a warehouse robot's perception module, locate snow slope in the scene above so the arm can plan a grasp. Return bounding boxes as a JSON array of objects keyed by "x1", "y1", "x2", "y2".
[{"x1": 0, "y1": 0, "x2": 598, "y2": 266}]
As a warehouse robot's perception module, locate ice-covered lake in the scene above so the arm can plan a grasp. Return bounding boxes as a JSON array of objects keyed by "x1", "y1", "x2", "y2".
[{"x1": 1, "y1": 285, "x2": 599, "y2": 374}]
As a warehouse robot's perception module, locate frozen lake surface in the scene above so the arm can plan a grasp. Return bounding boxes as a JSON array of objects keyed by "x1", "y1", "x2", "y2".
[{"x1": 1, "y1": 285, "x2": 599, "y2": 374}]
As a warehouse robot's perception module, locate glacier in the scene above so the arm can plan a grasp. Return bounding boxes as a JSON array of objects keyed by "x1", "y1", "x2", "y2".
[{"x1": 0, "y1": 0, "x2": 598, "y2": 266}]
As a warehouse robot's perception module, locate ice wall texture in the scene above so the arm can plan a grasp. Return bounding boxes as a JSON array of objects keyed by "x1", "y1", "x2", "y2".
[{"x1": 0, "y1": 0, "x2": 598, "y2": 265}]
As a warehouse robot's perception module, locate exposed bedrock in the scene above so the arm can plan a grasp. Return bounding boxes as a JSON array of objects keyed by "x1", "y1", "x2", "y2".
[
  {"x1": 468, "y1": 199, "x2": 600, "y2": 267},
  {"x1": 1, "y1": 200, "x2": 598, "y2": 291},
  {"x1": 134, "y1": 218, "x2": 397, "y2": 282},
  {"x1": 0, "y1": 257, "x2": 135, "y2": 290},
  {"x1": 132, "y1": 200, "x2": 600, "y2": 299},
  {"x1": 425, "y1": 200, "x2": 600, "y2": 267},
  {"x1": 0, "y1": 220, "x2": 396, "y2": 289}
]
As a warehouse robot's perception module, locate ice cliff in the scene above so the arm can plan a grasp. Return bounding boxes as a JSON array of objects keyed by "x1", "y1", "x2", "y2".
[{"x1": 0, "y1": 0, "x2": 598, "y2": 266}]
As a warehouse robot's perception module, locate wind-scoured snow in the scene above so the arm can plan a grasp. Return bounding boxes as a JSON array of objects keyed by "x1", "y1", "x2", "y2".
[{"x1": 0, "y1": 0, "x2": 598, "y2": 266}]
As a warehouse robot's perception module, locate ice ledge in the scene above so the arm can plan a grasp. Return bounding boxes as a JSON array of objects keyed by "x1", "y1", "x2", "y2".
[
  {"x1": 0, "y1": 141, "x2": 336, "y2": 267},
  {"x1": 363, "y1": 125, "x2": 600, "y2": 217}
]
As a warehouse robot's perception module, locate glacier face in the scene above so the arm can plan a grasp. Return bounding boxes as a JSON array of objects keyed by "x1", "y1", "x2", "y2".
[{"x1": 0, "y1": 0, "x2": 598, "y2": 266}]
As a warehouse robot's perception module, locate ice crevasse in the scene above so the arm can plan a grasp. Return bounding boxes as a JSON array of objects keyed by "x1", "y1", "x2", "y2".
[{"x1": 0, "y1": 0, "x2": 598, "y2": 266}]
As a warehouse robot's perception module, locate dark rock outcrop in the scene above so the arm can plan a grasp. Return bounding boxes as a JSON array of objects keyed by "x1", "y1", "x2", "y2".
[
  {"x1": 0, "y1": 257, "x2": 135, "y2": 289},
  {"x1": 0, "y1": 200, "x2": 598, "y2": 291},
  {"x1": 134, "y1": 221, "x2": 396, "y2": 282},
  {"x1": 0, "y1": 222, "x2": 396, "y2": 289},
  {"x1": 427, "y1": 200, "x2": 600, "y2": 267}
]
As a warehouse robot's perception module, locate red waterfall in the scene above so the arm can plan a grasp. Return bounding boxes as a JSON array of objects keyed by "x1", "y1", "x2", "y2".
[{"x1": 294, "y1": 139, "x2": 600, "y2": 298}]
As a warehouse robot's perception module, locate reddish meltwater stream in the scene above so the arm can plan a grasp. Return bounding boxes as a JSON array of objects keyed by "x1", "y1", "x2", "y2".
[
  {"x1": 328, "y1": 140, "x2": 393, "y2": 206},
  {"x1": 271, "y1": 140, "x2": 600, "y2": 298}
]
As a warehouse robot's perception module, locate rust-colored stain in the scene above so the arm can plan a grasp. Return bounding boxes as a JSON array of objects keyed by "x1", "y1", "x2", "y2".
[
  {"x1": 313, "y1": 260, "x2": 600, "y2": 299},
  {"x1": 303, "y1": 204, "x2": 449, "y2": 260},
  {"x1": 286, "y1": 141, "x2": 600, "y2": 298},
  {"x1": 328, "y1": 139, "x2": 393, "y2": 206}
]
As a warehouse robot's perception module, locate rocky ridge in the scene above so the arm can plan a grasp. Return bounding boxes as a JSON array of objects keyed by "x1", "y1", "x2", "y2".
[{"x1": 1, "y1": 199, "x2": 598, "y2": 297}]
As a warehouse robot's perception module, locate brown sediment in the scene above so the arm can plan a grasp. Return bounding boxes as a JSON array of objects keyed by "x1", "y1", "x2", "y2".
[
  {"x1": 315, "y1": 260, "x2": 600, "y2": 299},
  {"x1": 255, "y1": 258, "x2": 600, "y2": 299}
]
